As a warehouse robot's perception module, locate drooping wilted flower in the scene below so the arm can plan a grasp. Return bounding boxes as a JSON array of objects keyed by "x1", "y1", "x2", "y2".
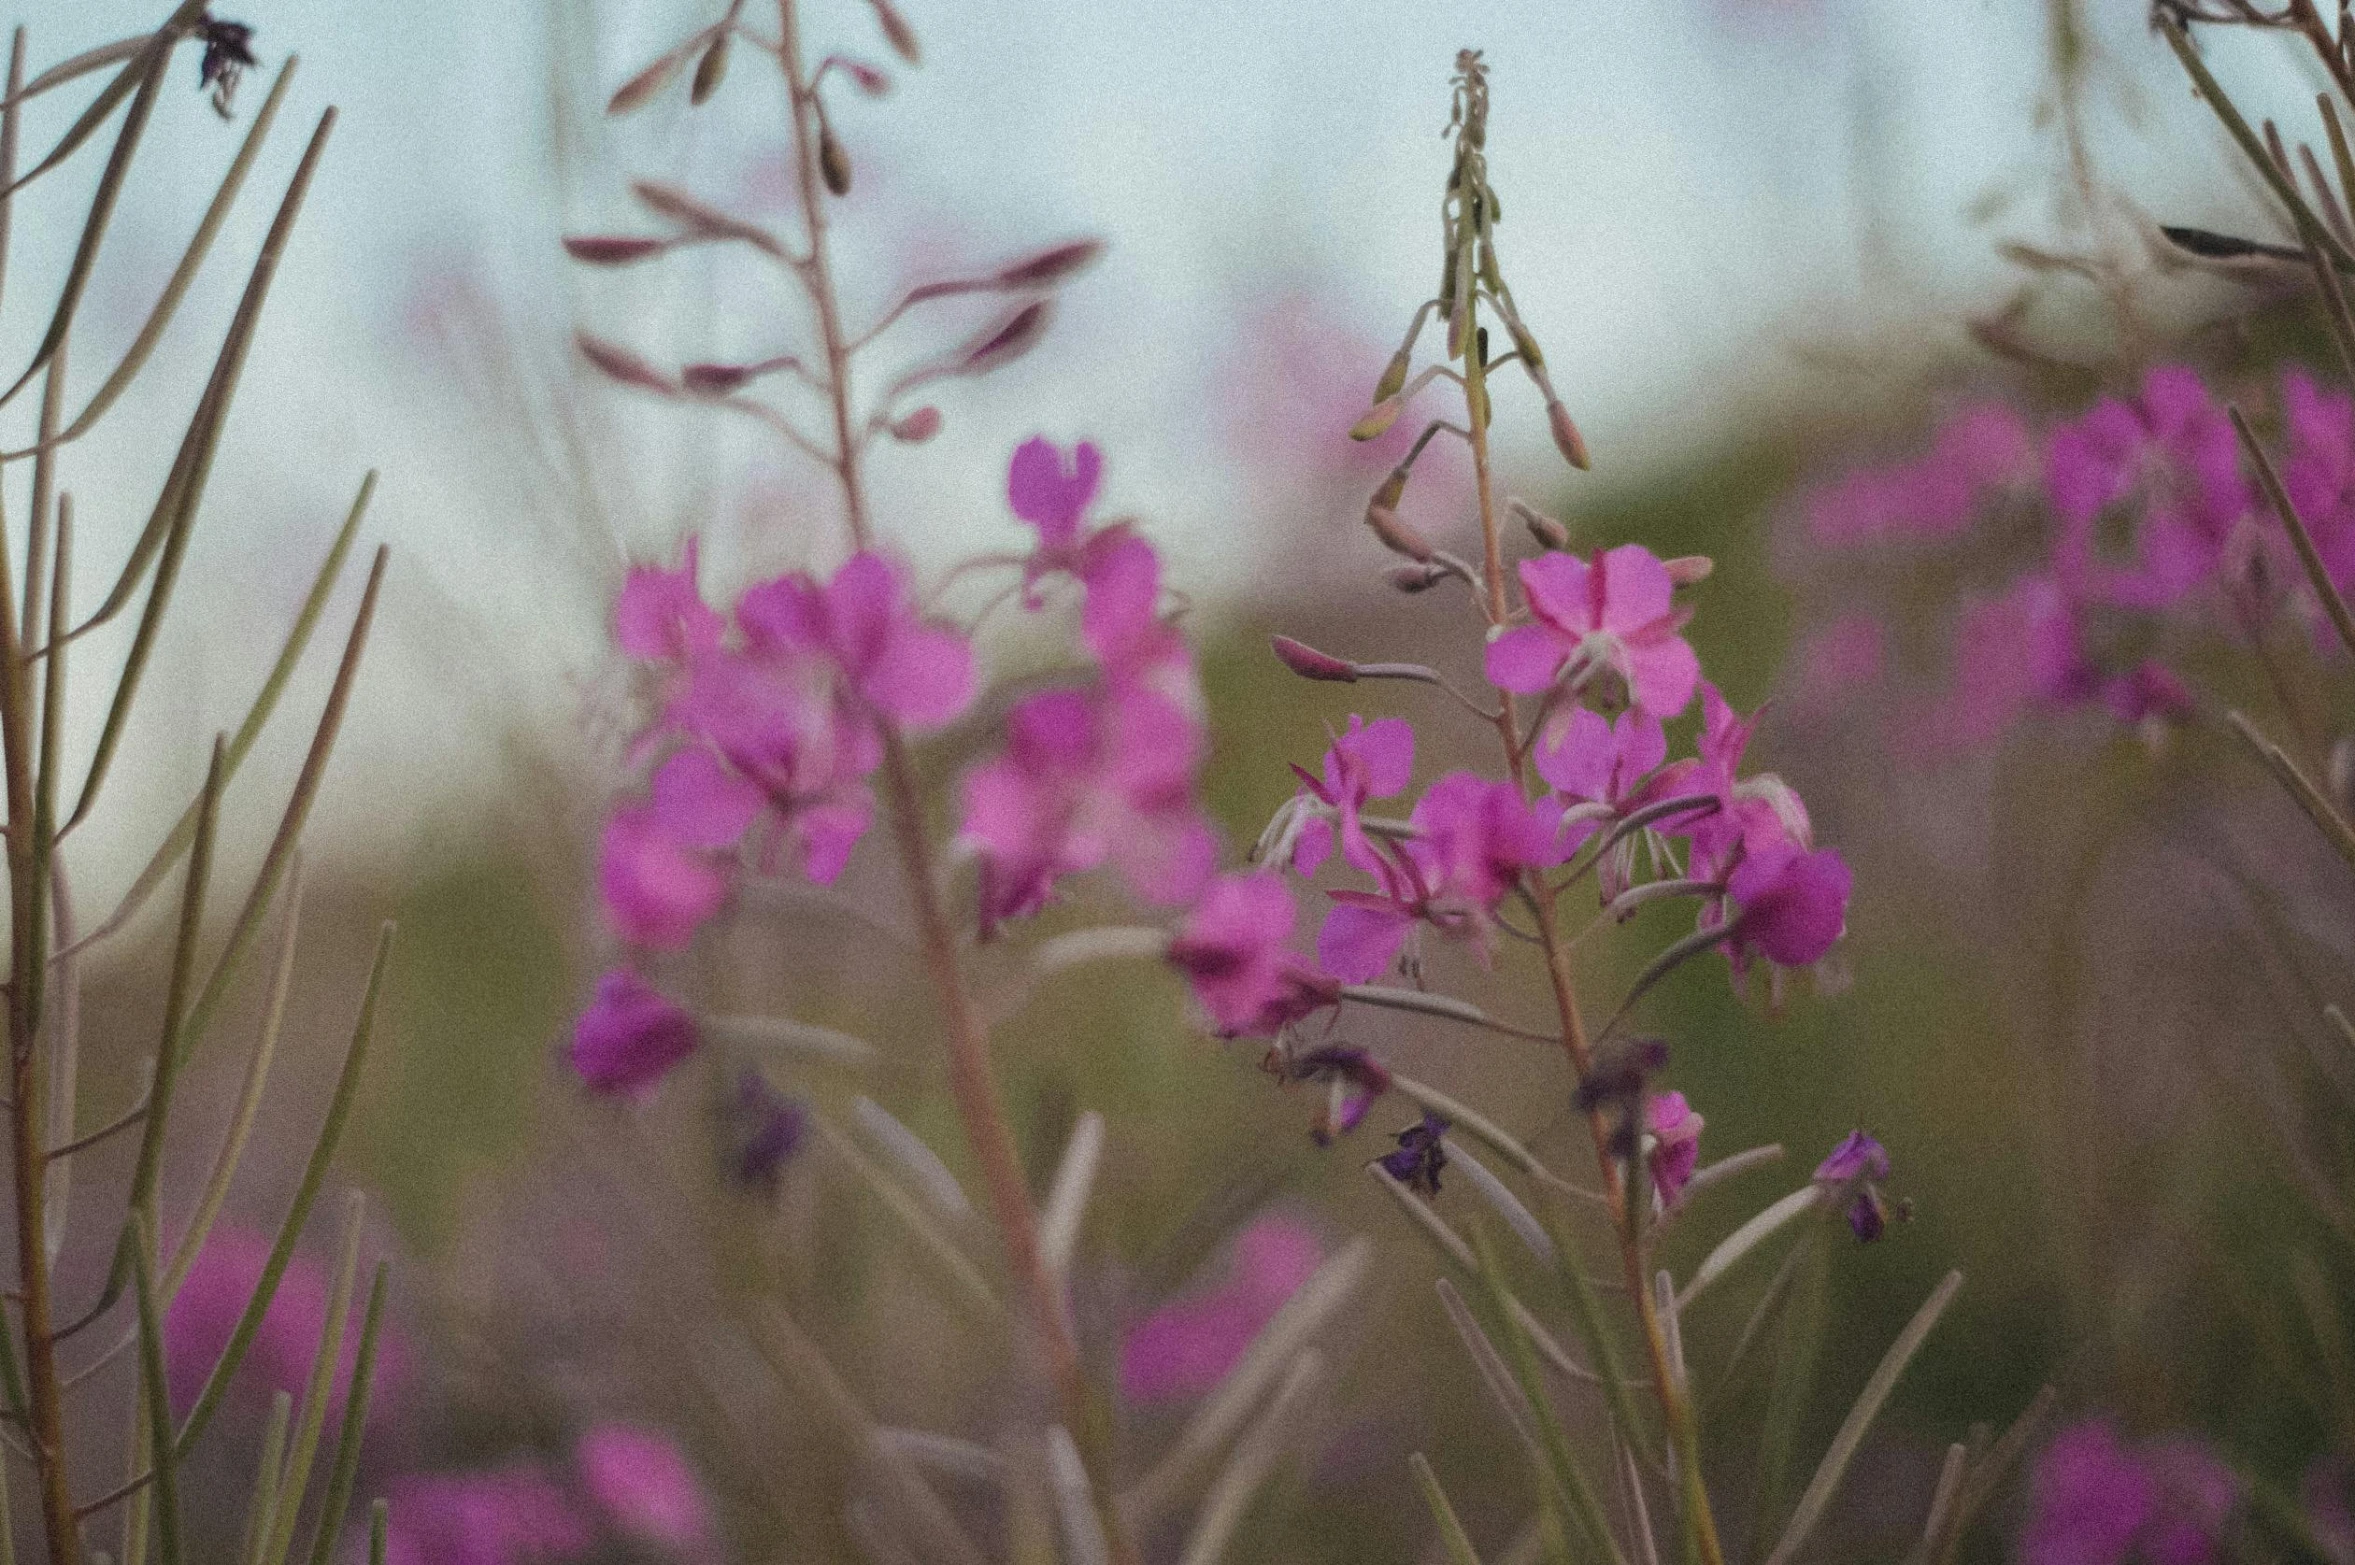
[
  {"x1": 1813, "y1": 1129, "x2": 1897, "y2": 1241},
  {"x1": 1378, "y1": 1112, "x2": 1451, "y2": 1196},
  {"x1": 570, "y1": 970, "x2": 699, "y2": 1100},
  {"x1": 717, "y1": 1067, "x2": 807, "y2": 1192}
]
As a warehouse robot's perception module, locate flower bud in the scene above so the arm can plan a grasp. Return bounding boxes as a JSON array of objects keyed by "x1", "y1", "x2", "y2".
[
  {"x1": 1364, "y1": 505, "x2": 1434, "y2": 562},
  {"x1": 1368, "y1": 466, "x2": 1408, "y2": 516},
  {"x1": 1546, "y1": 397, "x2": 1590, "y2": 470},
  {"x1": 563, "y1": 235, "x2": 669, "y2": 266},
  {"x1": 840, "y1": 57, "x2": 892, "y2": 97},
  {"x1": 576, "y1": 333, "x2": 675, "y2": 394},
  {"x1": 1271, "y1": 635, "x2": 1358, "y2": 682},
  {"x1": 1511, "y1": 498, "x2": 1568, "y2": 552},
  {"x1": 1505, "y1": 315, "x2": 1544, "y2": 370},
  {"x1": 1372, "y1": 345, "x2": 1412, "y2": 404},
  {"x1": 608, "y1": 42, "x2": 694, "y2": 115},
  {"x1": 1350, "y1": 396, "x2": 1405, "y2": 442},
  {"x1": 1388, "y1": 563, "x2": 1447, "y2": 593},
  {"x1": 868, "y1": 0, "x2": 922, "y2": 64},
  {"x1": 682, "y1": 362, "x2": 751, "y2": 396},
  {"x1": 690, "y1": 31, "x2": 729, "y2": 104},
  {"x1": 819, "y1": 125, "x2": 853, "y2": 196},
  {"x1": 959, "y1": 300, "x2": 1052, "y2": 374},
  {"x1": 996, "y1": 239, "x2": 1105, "y2": 289},
  {"x1": 888, "y1": 406, "x2": 943, "y2": 443},
  {"x1": 1662, "y1": 554, "x2": 1714, "y2": 586}
]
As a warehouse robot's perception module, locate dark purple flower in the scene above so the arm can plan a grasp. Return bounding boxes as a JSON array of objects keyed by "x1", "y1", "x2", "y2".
[
  {"x1": 1277, "y1": 1043, "x2": 1393, "y2": 1144},
  {"x1": 570, "y1": 970, "x2": 699, "y2": 1100},
  {"x1": 1377, "y1": 1111, "x2": 1451, "y2": 1196},
  {"x1": 1725, "y1": 843, "x2": 1852, "y2": 972},
  {"x1": 718, "y1": 1067, "x2": 807, "y2": 1190},
  {"x1": 1813, "y1": 1129, "x2": 1895, "y2": 1241}
]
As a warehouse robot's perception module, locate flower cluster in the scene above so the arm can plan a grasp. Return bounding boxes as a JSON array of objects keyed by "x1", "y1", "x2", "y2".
[
  {"x1": 1119, "y1": 1214, "x2": 1325, "y2": 1403},
  {"x1": 377, "y1": 1423, "x2": 713, "y2": 1565},
  {"x1": 1792, "y1": 364, "x2": 2355, "y2": 749},
  {"x1": 2019, "y1": 1421, "x2": 2237, "y2": 1565}
]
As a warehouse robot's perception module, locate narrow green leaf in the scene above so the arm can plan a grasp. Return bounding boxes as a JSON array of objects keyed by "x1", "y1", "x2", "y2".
[
  {"x1": 1713, "y1": 1227, "x2": 1816, "y2": 1407},
  {"x1": 1902, "y1": 1443, "x2": 1967, "y2": 1565},
  {"x1": 810, "y1": 1115, "x2": 998, "y2": 1321},
  {"x1": 1679, "y1": 1186, "x2": 1823, "y2": 1312},
  {"x1": 0, "y1": 29, "x2": 25, "y2": 319},
  {"x1": 130, "y1": 1224, "x2": 183, "y2": 1565},
  {"x1": 300, "y1": 1262, "x2": 387, "y2": 1565},
  {"x1": 8, "y1": 33, "x2": 148, "y2": 108},
  {"x1": 66, "y1": 108, "x2": 338, "y2": 824},
  {"x1": 1540, "y1": 1188, "x2": 1657, "y2": 1465},
  {"x1": 1749, "y1": 1226, "x2": 1829, "y2": 1559},
  {"x1": 34, "y1": 502, "x2": 72, "y2": 1264},
  {"x1": 365, "y1": 1501, "x2": 386, "y2": 1565},
  {"x1": 175, "y1": 922, "x2": 393, "y2": 1457},
  {"x1": 1391, "y1": 1072, "x2": 1546, "y2": 1177},
  {"x1": 1410, "y1": 1454, "x2": 1487, "y2": 1565},
  {"x1": 240, "y1": 1392, "x2": 291, "y2": 1565},
  {"x1": 262, "y1": 1192, "x2": 364, "y2": 1565},
  {"x1": 1762, "y1": 1270, "x2": 1963, "y2": 1565},
  {"x1": 66, "y1": 475, "x2": 370, "y2": 961}
]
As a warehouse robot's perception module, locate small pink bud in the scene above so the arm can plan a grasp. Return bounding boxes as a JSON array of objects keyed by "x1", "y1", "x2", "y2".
[
  {"x1": 868, "y1": 0, "x2": 922, "y2": 64},
  {"x1": 1389, "y1": 563, "x2": 1447, "y2": 594},
  {"x1": 577, "y1": 334, "x2": 675, "y2": 393},
  {"x1": 1271, "y1": 636, "x2": 1358, "y2": 682},
  {"x1": 888, "y1": 406, "x2": 943, "y2": 443},
  {"x1": 1510, "y1": 498, "x2": 1568, "y2": 551},
  {"x1": 996, "y1": 239, "x2": 1105, "y2": 289},
  {"x1": 681, "y1": 362, "x2": 751, "y2": 396},
  {"x1": 563, "y1": 235, "x2": 668, "y2": 266},
  {"x1": 1350, "y1": 396, "x2": 1405, "y2": 443},
  {"x1": 1364, "y1": 505, "x2": 1434, "y2": 562},
  {"x1": 839, "y1": 57, "x2": 891, "y2": 96},
  {"x1": 690, "y1": 32, "x2": 729, "y2": 104},
  {"x1": 1546, "y1": 398, "x2": 1590, "y2": 470},
  {"x1": 1662, "y1": 554, "x2": 1714, "y2": 586}
]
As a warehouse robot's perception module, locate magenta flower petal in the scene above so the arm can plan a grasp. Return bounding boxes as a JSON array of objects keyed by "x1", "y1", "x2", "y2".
[
  {"x1": 570, "y1": 969, "x2": 699, "y2": 1099},
  {"x1": 1623, "y1": 632, "x2": 1701, "y2": 718},
  {"x1": 1167, "y1": 871, "x2": 1337, "y2": 1036},
  {"x1": 1484, "y1": 623, "x2": 1571, "y2": 693},
  {"x1": 1317, "y1": 897, "x2": 1412, "y2": 982},
  {"x1": 1120, "y1": 1216, "x2": 1324, "y2": 1403},
  {"x1": 381, "y1": 1464, "x2": 597, "y2": 1565},
  {"x1": 615, "y1": 537, "x2": 722, "y2": 663},
  {"x1": 2021, "y1": 1421, "x2": 2159, "y2": 1565},
  {"x1": 599, "y1": 807, "x2": 729, "y2": 949},
  {"x1": 1647, "y1": 1091, "x2": 1703, "y2": 1206},
  {"x1": 1726, "y1": 843, "x2": 1850, "y2": 969},
  {"x1": 650, "y1": 747, "x2": 763, "y2": 850},
  {"x1": 1008, "y1": 436, "x2": 1103, "y2": 550},
  {"x1": 865, "y1": 619, "x2": 977, "y2": 729},
  {"x1": 577, "y1": 1423, "x2": 714, "y2": 1551}
]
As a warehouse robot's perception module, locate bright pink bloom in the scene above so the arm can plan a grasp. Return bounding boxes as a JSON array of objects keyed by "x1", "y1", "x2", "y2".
[
  {"x1": 1317, "y1": 772, "x2": 1565, "y2": 982},
  {"x1": 1120, "y1": 1216, "x2": 1324, "y2": 1403},
  {"x1": 615, "y1": 537, "x2": 724, "y2": 664},
  {"x1": 959, "y1": 683, "x2": 1216, "y2": 929},
  {"x1": 1535, "y1": 705, "x2": 1671, "y2": 851},
  {"x1": 1485, "y1": 545, "x2": 1700, "y2": 717},
  {"x1": 733, "y1": 551, "x2": 975, "y2": 731},
  {"x1": 576, "y1": 1424, "x2": 714, "y2": 1552},
  {"x1": 1166, "y1": 872, "x2": 1339, "y2": 1037},
  {"x1": 167, "y1": 1223, "x2": 408, "y2": 1429},
  {"x1": 2019, "y1": 1422, "x2": 2236, "y2": 1565},
  {"x1": 376, "y1": 1464, "x2": 595, "y2": 1565},
  {"x1": 1008, "y1": 435, "x2": 1104, "y2": 560},
  {"x1": 1725, "y1": 842, "x2": 1850, "y2": 971},
  {"x1": 1647, "y1": 1092, "x2": 1703, "y2": 1207},
  {"x1": 1674, "y1": 684, "x2": 1814, "y2": 879},
  {"x1": 2045, "y1": 365, "x2": 2250, "y2": 609},
  {"x1": 1806, "y1": 402, "x2": 2033, "y2": 547},
  {"x1": 598, "y1": 805, "x2": 730, "y2": 949},
  {"x1": 1287, "y1": 715, "x2": 1415, "y2": 877},
  {"x1": 570, "y1": 969, "x2": 699, "y2": 1099}
]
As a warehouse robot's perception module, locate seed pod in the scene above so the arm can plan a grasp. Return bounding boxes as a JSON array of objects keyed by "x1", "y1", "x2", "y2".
[
  {"x1": 576, "y1": 333, "x2": 675, "y2": 394},
  {"x1": 1546, "y1": 397, "x2": 1590, "y2": 471},
  {"x1": 888, "y1": 406, "x2": 943, "y2": 443},
  {"x1": 996, "y1": 238, "x2": 1104, "y2": 289},
  {"x1": 1388, "y1": 563, "x2": 1447, "y2": 594},
  {"x1": 869, "y1": 0, "x2": 922, "y2": 64},
  {"x1": 819, "y1": 125, "x2": 853, "y2": 195},
  {"x1": 1662, "y1": 554, "x2": 1714, "y2": 586},
  {"x1": 1271, "y1": 636, "x2": 1358, "y2": 682},
  {"x1": 691, "y1": 31, "x2": 729, "y2": 103},
  {"x1": 562, "y1": 235, "x2": 669, "y2": 266},
  {"x1": 1350, "y1": 396, "x2": 1405, "y2": 443},
  {"x1": 608, "y1": 37, "x2": 699, "y2": 115},
  {"x1": 1510, "y1": 498, "x2": 1569, "y2": 552},
  {"x1": 1504, "y1": 313, "x2": 1544, "y2": 370},
  {"x1": 1364, "y1": 506, "x2": 1434, "y2": 562}
]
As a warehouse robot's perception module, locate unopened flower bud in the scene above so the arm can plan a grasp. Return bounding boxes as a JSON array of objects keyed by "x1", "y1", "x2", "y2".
[
  {"x1": 1662, "y1": 554, "x2": 1713, "y2": 586},
  {"x1": 1271, "y1": 635, "x2": 1358, "y2": 682},
  {"x1": 682, "y1": 362, "x2": 751, "y2": 396},
  {"x1": 1368, "y1": 466, "x2": 1408, "y2": 516},
  {"x1": 819, "y1": 125, "x2": 853, "y2": 196},
  {"x1": 1546, "y1": 397, "x2": 1590, "y2": 470},
  {"x1": 888, "y1": 406, "x2": 943, "y2": 443},
  {"x1": 840, "y1": 57, "x2": 891, "y2": 96},
  {"x1": 1388, "y1": 563, "x2": 1447, "y2": 593},
  {"x1": 1350, "y1": 396, "x2": 1405, "y2": 443},
  {"x1": 1364, "y1": 505, "x2": 1434, "y2": 562},
  {"x1": 1505, "y1": 315, "x2": 1544, "y2": 370},
  {"x1": 868, "y1": 0, "x2": 922, "y2": 64},
  {"x1": 576, "y1": 333, "x2": 674, "y2": 393},
  {"x1": 691, "y1": 31, "x2": 730, "y2": 104},
  {"x1": 997, "y1": 239, "x2": 1104, "y2": 289},
  {"x1": 1511, "y1": 498, "x2": 1568, "y2": 551},
  {"x1": 1372, "y1": 346, "x2": 1412, "y2": 404},
  {"x1": 563, "y1": 235, "x2": 668, "y2": 266},
  {"x1": 959, "y1": 300, "x2": 1052, "y2": 374}
]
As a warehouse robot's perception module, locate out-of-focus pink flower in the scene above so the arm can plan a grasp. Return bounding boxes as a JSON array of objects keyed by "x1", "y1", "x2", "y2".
[
  {"x1": 960, "y1": 682, "x2": 1216, "y2": 929},
  {"x1": 1121, "y1": 1215, "x2": 1325, "y2": 1404},
  {"x1": 2282, "y1": 368, "x2": 2355, "y2": 594},
  {"x1": 734, "y1": 551, "x2": 976, "y2": 731},
  {"x1": 167, "y1": 1224, "x2": 408, "y2": 1429},
  {"x1": 616, "y1": 537, "x2": 725, "y2": 665},
  {"x1": 576, "y1": 1424, "x2": 714, "y2": 1553},
  {"x1": 1287, "y1": 715, "x2": 1415, "y2": 877},
  {"x1": 1789, "y1": 615, "x2": 1887, "y2": 705},
  {"x1": 1009, "y1": 435, "x2": 1104, "y2": 558},
  {"x1": 598, "y1": 805, "x2": 731, "y2": 949},
  {"x1": 1484, "y1": 545, "x2": 1701, "y2": 717},
  {"x1": 376, "y1": 1464, "x2": 596, "y2": 1565},
  {"x1": 1647, "y1": 1091, "x2": 1703, "y2": 1207},
  {"x1": 668, "y1": 656, "x2": 875, "y2": 887},
  {"x1": 1806, "y1": 402, "x2": 2034, "y2": 548},
  {"x1": 1725, "y1": 843, "x2": 1850, "y2": 973},
  {"x1": 570, "y1": 969, "x2": 699, "y2": 1100},
  {"x1": 1166, "y1": 871, "x2": 1339, "y2": 1037},
  {"x1": 1317, "y1": 772, "x2": 1565, "y2": 982},
  {"x1": 2100, "y1": 661, "x2": 2196, "y2": 729},
  {"x1": 1925, "y1": 573, "x2": 2094, "y2": 751},
  {"x1": 2046, "y1": 365, "x2": 2250, "y2": 610},
  {"x1": 2018, "y1": 1421, "x2": 2237, "y2": 1565}
]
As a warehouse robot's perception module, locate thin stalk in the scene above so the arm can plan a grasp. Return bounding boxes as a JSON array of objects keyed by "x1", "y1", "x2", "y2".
[{"x1": 771, "y1": 6, "x2": 1134, "y2": 1560}]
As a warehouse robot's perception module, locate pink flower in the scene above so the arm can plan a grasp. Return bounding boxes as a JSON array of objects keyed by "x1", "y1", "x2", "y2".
[
  {"x1": 1287, "y1": 715, "x2": 1415, "y2": 877},
  {"x1": 1647, "y1": 1092, "x2": 1703, "y2": 1206},
  {"x1": 733, "y1": 551, "x2": 976, "y2": 731},
  {"x1": 1674, "y1": 684, "x2": 1815, "y2": 878},
  {"x1": 1008, "y1": 435, "x2": 1105, "y2": 562},
  {"x1": 1724, "y1": 842, "x2": 1851, "y2": 972},
  {"x1": 1806, "y1": 402, "x2": 2034, "y2": 548},
  {"x1": 1484, "y1": 545, "x2": 1701, "y2": 717},
  {"x1": 1166, "y1": 872, "x2": 1339, "y2": 1037},
  {"x1": 597, "y1": 805, "x2": 731, "y2": 950},
  {"x1": 2019, "y1": 1422, "x2": 2237, "y2": 1565},
  {"x1": 1317, "y1": 772, "x2": 1565, "y2": 982},
  {"x1": 1925, "y1": 573, "x2": 2094, "y2": 751},
  {"x1": 1535, "y1": 704, "x2": 1672, "y2": 853},
  {"x1": 2099, "y1": 661, "x2": 2196, "y2": 729},
  {"x1": 376, "y1": 1464, "x2": 595, "y2": 1565},
  {"x1": 615, "y1": 537, "x2": 725, "y2": 665},
  {"x1": 570, "y1": 969, "x2": 699, "y2": 1099},
  {"x1": 1789, "y1": 615, "x2": 1886, "y2": 705},
  {"x1": 576, "y1": 1424, "x2": 713, "y2": 1552},
  {"x1": 167, "y1": 1223, "x2": 409, "y2": 1430},
  {"x1": 959, "y1": 682, "x2": 1216, "y2": 929},
  {"x1": 2045, "y1": 365, "x2": 2250, "y2": 610},
  {"x1": 2282, "y1": 368, "x2": 2355, "y2": 594},
  {"x1": 1120, "y1": 1216, "x2": 1324, "y2": 1403}
]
